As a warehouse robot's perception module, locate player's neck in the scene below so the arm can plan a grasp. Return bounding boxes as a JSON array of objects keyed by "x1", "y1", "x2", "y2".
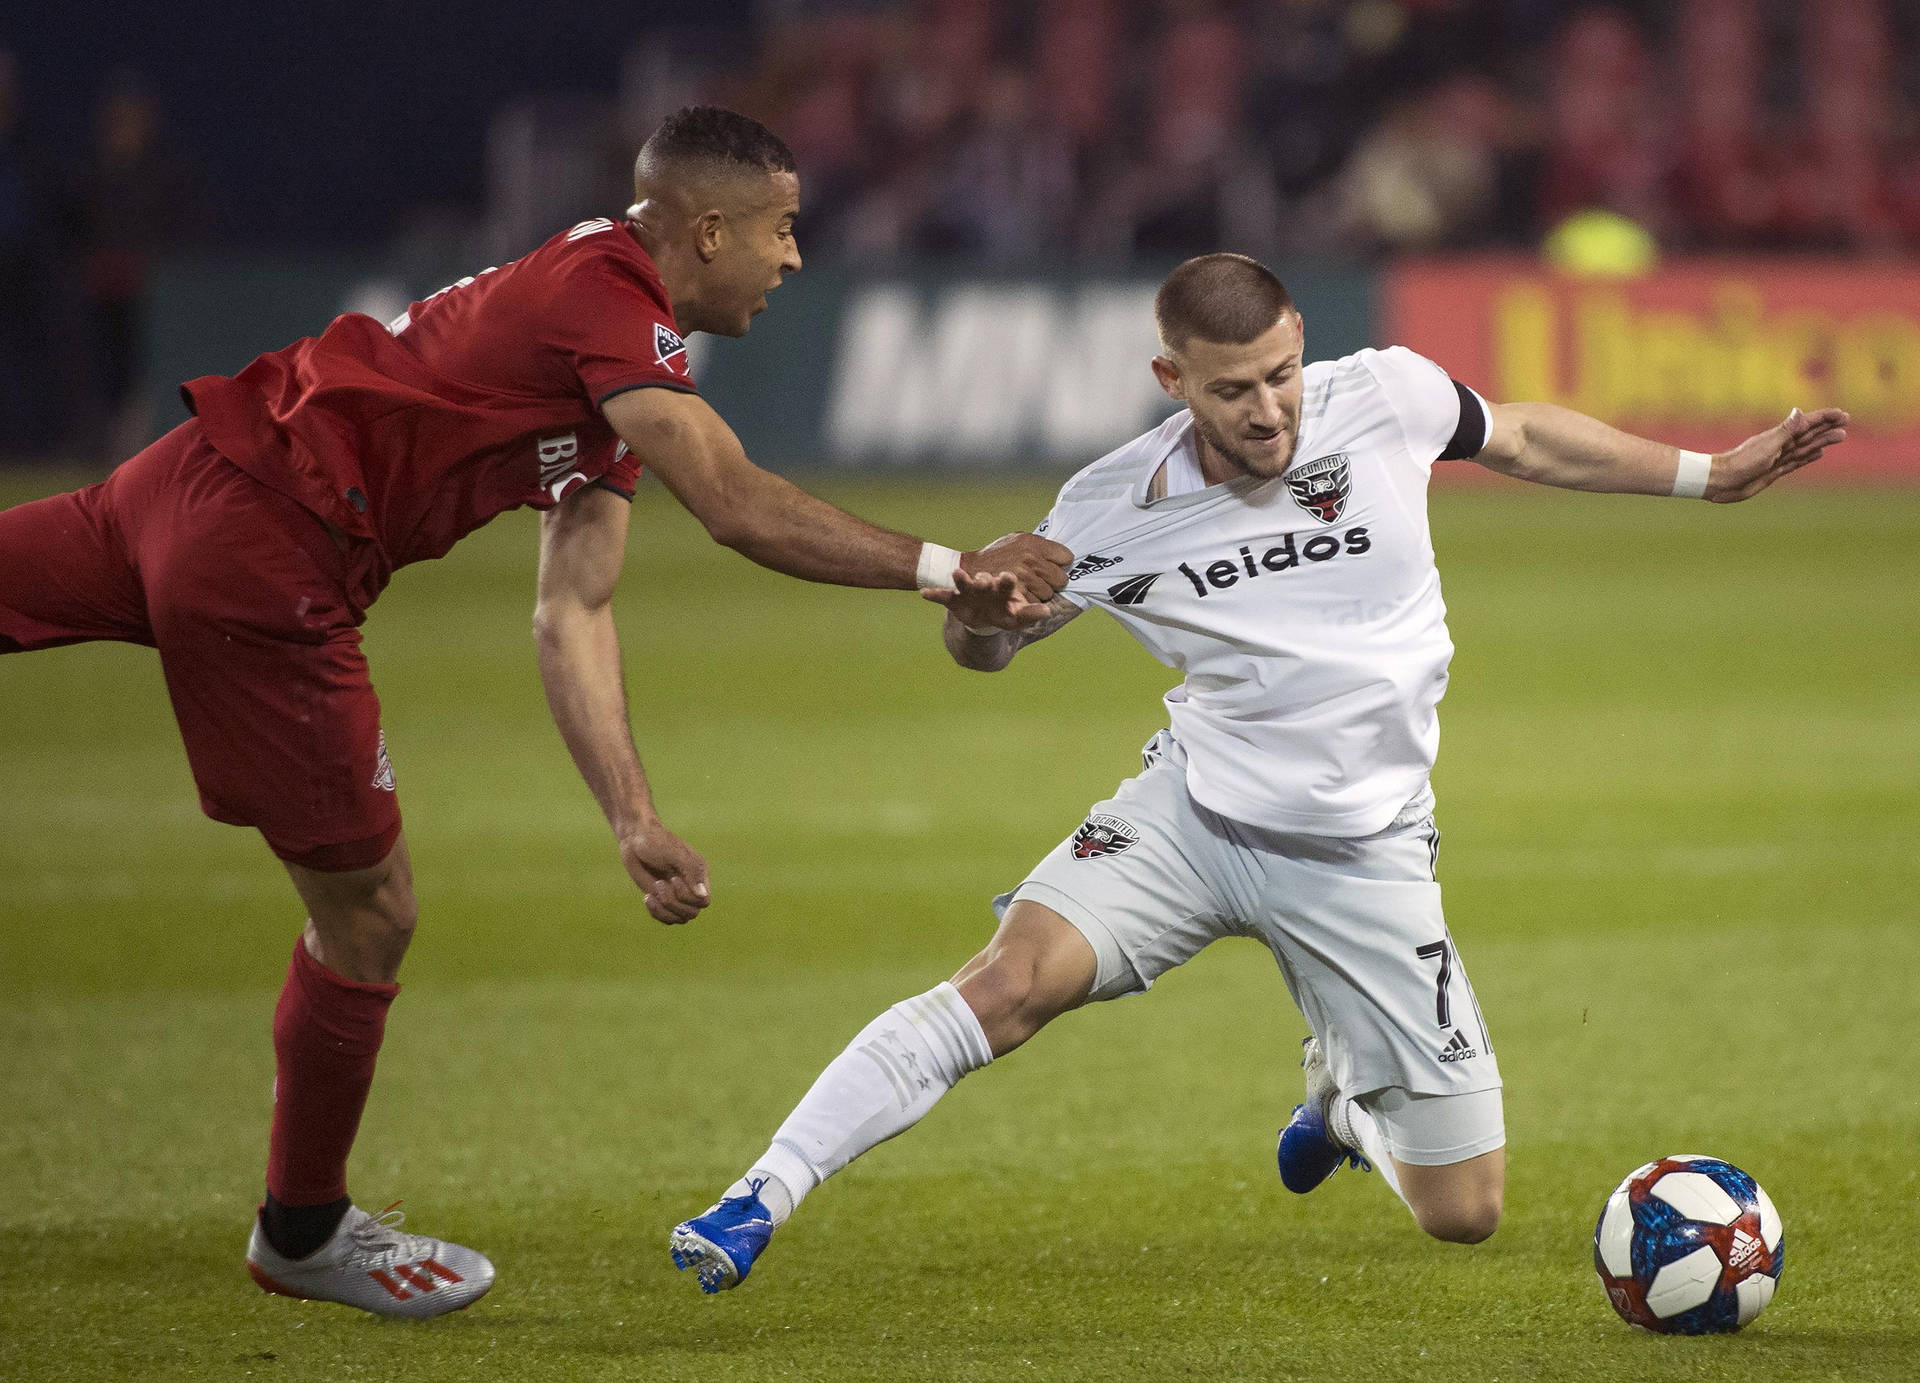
[
  {"x1": 628, "y1": 219, "x2": 712, "y2": 333},
  {"x1": 1192, "y1": 426, "x2": 1247, "y2": 487}
]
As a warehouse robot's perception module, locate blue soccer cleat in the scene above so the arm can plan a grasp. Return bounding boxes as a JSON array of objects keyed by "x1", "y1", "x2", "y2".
[
  {"x1": 1276, "y1": 1036, "x2": 1371, "y2": 1194},
  {"x1": 670, "y1": 1182, "x2": 774, "y2": 1294}
]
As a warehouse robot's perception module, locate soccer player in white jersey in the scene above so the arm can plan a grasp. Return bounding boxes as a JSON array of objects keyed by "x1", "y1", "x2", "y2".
[{"x1": 667, "y1": 253, "x2": 1851, "y2": 1292}]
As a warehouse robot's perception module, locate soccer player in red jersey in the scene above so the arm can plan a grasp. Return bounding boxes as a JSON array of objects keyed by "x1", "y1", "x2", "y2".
[{"x1": 0, "y1": 106, "x2": 1070, "y2": 1317}]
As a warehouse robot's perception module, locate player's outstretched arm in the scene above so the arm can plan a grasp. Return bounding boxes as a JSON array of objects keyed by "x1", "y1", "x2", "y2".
[
  {"x1": 603, "y1": 388, "x2": 1071, "y2": 622},
  {"x1": 534, "y1": 483, "x2": 710, "y2": 925},
  {"x1": 934, "y1": 570, "x2": 1083, "y2": 672},
  {"x1": 1473, "y1": 402, "x2": 1850, "y2": 501}
]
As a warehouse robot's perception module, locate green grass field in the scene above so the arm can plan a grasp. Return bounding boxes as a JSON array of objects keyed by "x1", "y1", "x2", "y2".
[{"x1": 2, "y1": 472, "x2": 1916, "y2": 1382}]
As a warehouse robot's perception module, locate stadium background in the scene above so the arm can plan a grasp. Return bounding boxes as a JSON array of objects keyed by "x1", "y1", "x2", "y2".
[{"x1": 2, "y1": 2, "x2": 1916, "y2": 1380}]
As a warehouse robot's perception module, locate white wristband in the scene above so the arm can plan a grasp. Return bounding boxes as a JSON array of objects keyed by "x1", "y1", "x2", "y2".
[
  {"x1": 1672, "y1": 450, "x2": 1712, "y2": 500},
  {"x1": 915, "y1": 542, "x2": 963, "y2": 590}
]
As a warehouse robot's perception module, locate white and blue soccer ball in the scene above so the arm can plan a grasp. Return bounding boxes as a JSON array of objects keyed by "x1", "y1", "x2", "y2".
[{"x1": 1593, "y1": 1155, "x2": 1784, "y2": 1334}]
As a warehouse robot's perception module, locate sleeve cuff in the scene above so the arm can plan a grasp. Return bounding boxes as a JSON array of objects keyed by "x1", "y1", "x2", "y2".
[{"x1": 596, "y1": 378, "x2": 698, "y2": 408}]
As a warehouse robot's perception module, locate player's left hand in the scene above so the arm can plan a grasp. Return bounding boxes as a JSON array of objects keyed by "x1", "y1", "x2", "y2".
[
  {"x1": 1708, "y1": 406, "x2": 1850, "y2": 502},
  {"x1": 921, "y1": 567, "x2": 1054, "y2": 631},
  {"x1": 618, "y1": 821, "x2": 711, "y2": 924}
]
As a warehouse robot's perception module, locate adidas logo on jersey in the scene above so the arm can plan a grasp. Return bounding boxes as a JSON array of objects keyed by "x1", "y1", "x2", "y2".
[
  {"x1": 1106, "y1": 572, "x2": 1161, "y2": 605},
  {"x1": 1068, "y1": 552, "x2": 1123, "y2": 580},
  {"x1": 1438, "y1": 1029, "x2": 1479, "y2": 1063}
]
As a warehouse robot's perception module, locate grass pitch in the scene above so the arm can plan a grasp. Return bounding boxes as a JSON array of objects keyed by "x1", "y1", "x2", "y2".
[{"x1": 2, "y1": 471, "x2": 1916, "y2": 1382}]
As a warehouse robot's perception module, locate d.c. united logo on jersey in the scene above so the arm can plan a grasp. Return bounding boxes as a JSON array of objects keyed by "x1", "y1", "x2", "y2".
[
  {"x1": 1071, "y1": 813, "x2": 1140, "y2": 859},
  {"x1": 1284, "y1": 452, "x2": 1352, "y2": 523},
  {"x1": 654, "y1": 322, "x2": 688, "y2": 373}
]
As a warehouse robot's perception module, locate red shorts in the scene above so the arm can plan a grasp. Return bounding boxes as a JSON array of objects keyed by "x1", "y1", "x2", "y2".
[{"x1": 0, "y1": 421, "x2": 400, "y2": 871}]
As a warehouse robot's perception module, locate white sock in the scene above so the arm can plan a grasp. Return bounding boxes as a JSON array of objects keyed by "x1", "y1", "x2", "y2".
[
  {"x1": 1331, "y1": 1095, "x2": 1408, "y2": 1207},
  {"x1": 725, "y1": 981, "x2": 993, "y2": 1227}
]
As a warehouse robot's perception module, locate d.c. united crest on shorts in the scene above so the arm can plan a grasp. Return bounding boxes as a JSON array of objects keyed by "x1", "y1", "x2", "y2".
[
  {"x1": 1284, "y1": 452, "x2": 1352, "y2": 523},
  {"x1": 1071, "y1": 813, "x2": 1139, "y2": 859}
]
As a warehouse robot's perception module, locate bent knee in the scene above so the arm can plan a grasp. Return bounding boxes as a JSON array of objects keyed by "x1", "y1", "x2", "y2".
[
  {"x1": 322, "y1": 868, "x2": 417, "y2": 934},
  {"x1": 307, "y1": 871, "x2": 417, "y2": 973},
  {"x1": 962, "y1": 957, "x2": 1046, "y2": 1030},
  {"x1": 956, "y1": 956, "x2": 1084, "y2": 1055},
  {"x1": 1414, "y1": 1198, "x2": 1502, "y2": 1244},
  {"x1": 374, "y1": 875, "x2": 419, "y2": 932}
]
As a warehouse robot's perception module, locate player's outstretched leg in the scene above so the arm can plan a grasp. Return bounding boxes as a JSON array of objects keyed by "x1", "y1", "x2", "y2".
[
  {"x1": 672, "y1": 902, "x2": 1096, "y2": 1293},
  {"x1": 669, "y1": 981, "x2": 993, "y2": 1293},
  {"x1": 247, "y1": 837, "x2": 495, "y2": 1313}
]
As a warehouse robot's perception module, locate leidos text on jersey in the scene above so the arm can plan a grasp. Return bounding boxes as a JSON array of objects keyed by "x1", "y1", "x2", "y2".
[{"x1": 1176, "y1": 527, "x2": 1372, "y2": 596}]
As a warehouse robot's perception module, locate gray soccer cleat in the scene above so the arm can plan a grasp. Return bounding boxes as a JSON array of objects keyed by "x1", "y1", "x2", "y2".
[
  {"x1": 1300, "y1": 1034, "x2": 1337, "y2": 1117},
  {"x1": 1277, "y1": 1035, "x2": 1370, "y2": 1193},
  {"x1": 246, "y1": 1203, "x2": 495, "y2": 1318}
]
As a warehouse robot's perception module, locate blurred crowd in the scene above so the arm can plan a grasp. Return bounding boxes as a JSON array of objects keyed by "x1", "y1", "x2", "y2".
[
  {"x1": 0, "y1": 56, "x2": 202, "y2": 458},
  {"x1": 8, "y1": 0, "x2": 1920, "y2": 459},
  {"x1": 703, "y1": 0, "x2": 1920, "y2": 261}
]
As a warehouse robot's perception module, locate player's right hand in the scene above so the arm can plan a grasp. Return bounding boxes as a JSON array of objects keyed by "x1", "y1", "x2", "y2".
[
  {"x1": 923, "y1": 568, "x2": 1055, "y2": 630},
  {"x1": 618, "y1": 821, "x2": 711, "y2": 925},
  {"x1": 960, "y1": 532, "x2": 1072, "y2": 603}
]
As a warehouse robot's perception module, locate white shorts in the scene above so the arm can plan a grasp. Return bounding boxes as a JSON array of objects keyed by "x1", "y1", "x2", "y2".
[{"x1": 996, "y1": 731, "x2": 1504, "y2": 1166}]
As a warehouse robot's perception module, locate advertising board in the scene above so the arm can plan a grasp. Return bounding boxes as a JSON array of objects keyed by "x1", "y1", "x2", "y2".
[
  {"x1": 1384, "y1": 258, "x2": 1919, "y2": 481},
  {"x1": 144, "y1": 259, "x2": 1374, "y2": 470}
]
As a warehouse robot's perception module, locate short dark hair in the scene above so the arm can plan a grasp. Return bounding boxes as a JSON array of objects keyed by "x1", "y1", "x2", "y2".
[
  {"x1": 636, "y1": 105, "x2": 796, "y2": 180},
  {"x1": 1154, "y1": 253, "x2": 1296, "y2": 354}
]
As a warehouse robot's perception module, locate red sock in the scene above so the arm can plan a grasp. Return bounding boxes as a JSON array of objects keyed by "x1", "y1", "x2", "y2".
[{"x1": 265, "y1": 937, "x2": 399, "y2": 1206}]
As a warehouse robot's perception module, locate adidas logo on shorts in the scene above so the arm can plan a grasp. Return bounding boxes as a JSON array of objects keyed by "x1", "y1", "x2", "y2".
[{"x1": 1437, "y1": 1028, "x2": 1479, "y2": 1063}]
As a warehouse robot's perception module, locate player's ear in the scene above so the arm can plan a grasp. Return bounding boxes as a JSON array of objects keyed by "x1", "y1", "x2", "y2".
[
  {"x1": 693, "y1": 209, "x2": 725, "y2": 264},
  {"x1": 1151, "y1": 355, "x2": 1186, "y2": 403}
]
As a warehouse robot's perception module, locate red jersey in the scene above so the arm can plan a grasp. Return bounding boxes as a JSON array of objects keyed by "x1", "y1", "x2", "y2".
[{"x1": 182, "y1": 218, "x2": 694, "y2": 572}]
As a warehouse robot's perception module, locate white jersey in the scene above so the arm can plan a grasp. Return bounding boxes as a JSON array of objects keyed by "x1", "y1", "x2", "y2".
[{"x1": 1039, "y1": 346, "x2": 1488, "y2": 838}]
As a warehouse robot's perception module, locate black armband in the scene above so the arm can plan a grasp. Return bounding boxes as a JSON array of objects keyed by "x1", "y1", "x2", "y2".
[{"x1": 1439, "y1": 380, "x2": 1490, "y2": 461}]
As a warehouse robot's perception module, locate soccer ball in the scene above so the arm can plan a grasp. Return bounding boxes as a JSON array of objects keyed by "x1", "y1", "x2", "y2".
[{"x1": 1593, "y1": 1155, "x2": 1784, "y2": 1334}]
